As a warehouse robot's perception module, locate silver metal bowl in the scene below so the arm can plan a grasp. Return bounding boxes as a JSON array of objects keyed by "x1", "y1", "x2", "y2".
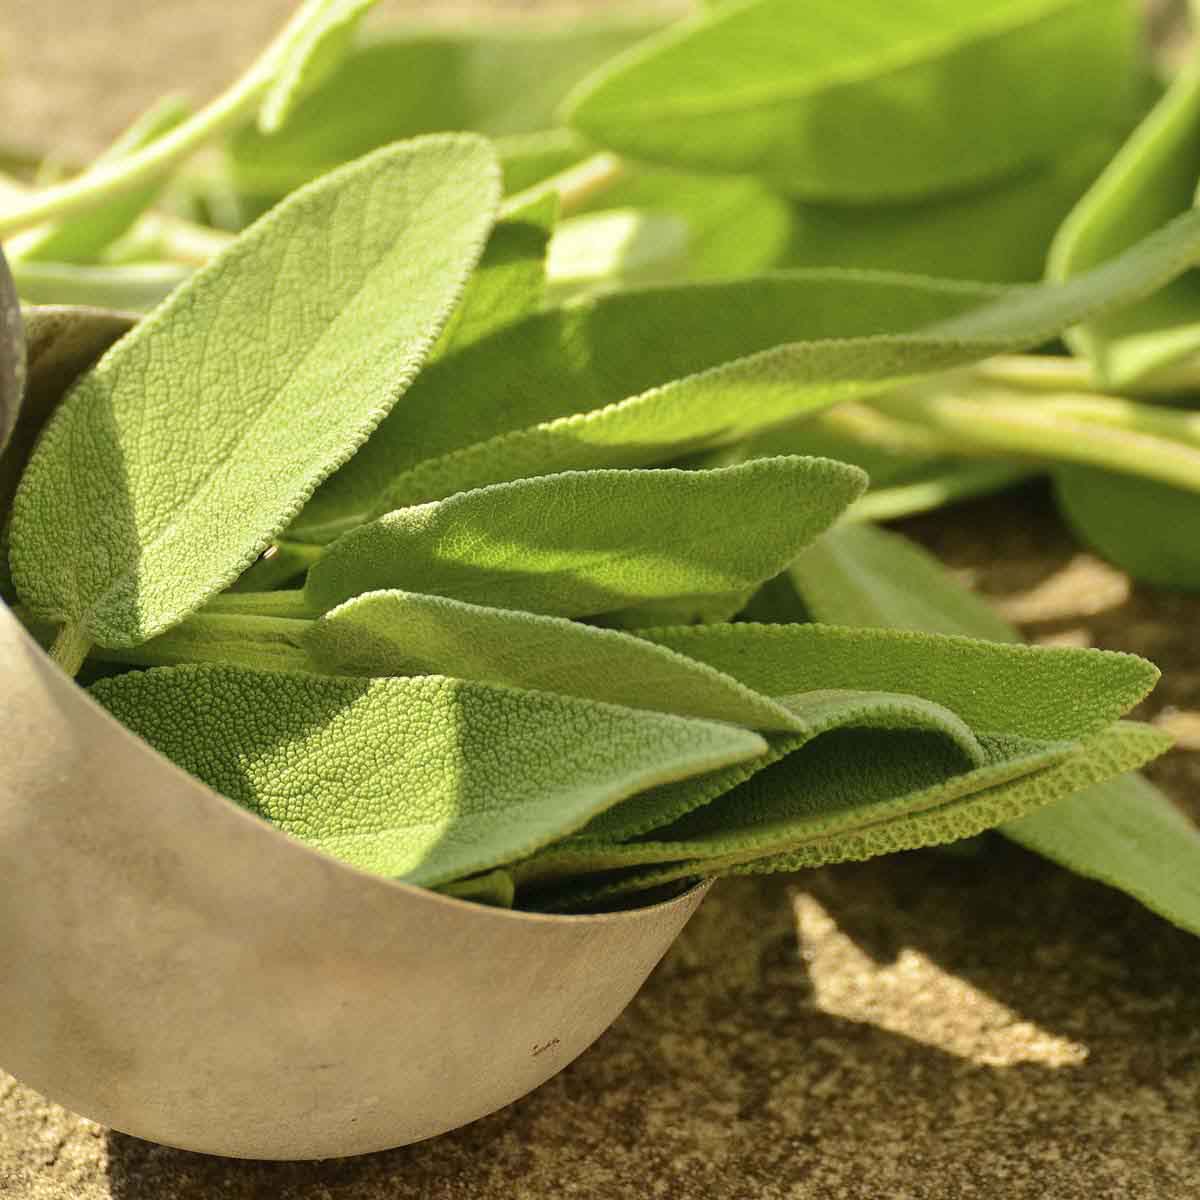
[{"x1": 0, "y1": 604, "x2": 709, "y2": 1159}]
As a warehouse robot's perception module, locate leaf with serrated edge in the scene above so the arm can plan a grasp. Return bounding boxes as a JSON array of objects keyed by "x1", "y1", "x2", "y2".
[
  {"x1": 304, "y1": 457, "x2": 866, "y2": 619},
  {"x1": 10, "y1": 135, "x2": 500, "y2": 651},
  {"x1": 306, "y1": 589, "x2": 802, "y2": 731},
  {"x1": 89, "y1": 664, "x2": 766, "y2": 888},
  {"x1": 565, "y1": 0, "x2": 1137, "y2": 202}
]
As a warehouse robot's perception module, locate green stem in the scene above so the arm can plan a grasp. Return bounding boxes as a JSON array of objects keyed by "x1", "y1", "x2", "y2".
[
  {"x1": 50, "y1": 623, "x2": 92, "y2": 677},
  {"x1": 848, "y1": 462, "x2": 1037, "y2": 523},
  {"x1": 203, "y1": 589, "x2": 320, "y2": 619},
  {"x1": 977, "y1": 353, "x2": 1200, "y2": 397},
  {"x1": 91, "y1": 613, "x2": 315, "y2": 673},
  {"x1": 0, "y1": 3, "x2": 318, "y2": 238}
]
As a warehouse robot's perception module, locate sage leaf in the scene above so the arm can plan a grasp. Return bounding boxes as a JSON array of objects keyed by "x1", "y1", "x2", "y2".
[
  {"x1": 1055, "y1": 465, "x2": 1200, "y2": 590},
  {"x1": 525, "y1": 729, "x2": 1074, "y2": 892},
  {"x1": 498, "y1": 129, "x2": 591, "y2": 194},
  {"x1": 230, "y1": 18, "x2": 666, "y2": 214},
  {"x1": 780, "y1": 518, "x2": 1200, "y2": 938},
  {"x1": 1005, "y1": 772, "x2": 1200, "y2": 937},
  {"x1": 0, "y1": 253, "x2": 23, "y2": 456},
  {"x1": 546, "y1": 209, "x2": 690, "y2": 298},
  {"x1": 9, "y1": 135, "x2": 501, "y2": 660},
  {"x1": 788, "y1": 521, "x2": 1019, "y2": 641},
  {"x1": 299, "y1": 207, "x2": 1200, "y2": 537},
  {"x1": 639, "y1": 617, "x2": 1157, "y2": 743},
  {"x1": 89, "y1": 664, "x2": 767, "y2": 888},
  {"x1": 568, "y1": 688, "x2": 989, "y2": 848},
  {"x1": 434, "y1": 192, "x2": 556, "y2": 357},
  {"x1": 11, "y1": 261, "x2": 193, "y2": 313},
  {"x1": 541, "y1": 722, "x2": 1168, "y2": 909},
  {"x1": 565, "y1": 0, "x2": 1138, "y2": 202},
  {"x1": 306, "y1": 589, "x2": 804, "y2": 731},
  {"x1": 257, "y1": 0, "x2": 381, "y2": 135},
  {"x1": 0, "y1": 306, "x2": 132, "y2": 602},
  {"x1": 1049, "y1": 66, "x2": 1200, "y2": 386},
  {"x1": 8, "y1": 96, "x2": 189, "y2": 266},
  {"x1": 303, "y1": 457, "x2": 867, "y2": 619}
]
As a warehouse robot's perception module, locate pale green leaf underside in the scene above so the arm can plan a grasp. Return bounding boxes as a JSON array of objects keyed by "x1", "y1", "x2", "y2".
[
  {"x1": 89, "y1": 664, "x2": 767, "y2": 889},
  {"x1": 540, "y1": 722, "x2": 1168, "y2": 908},
  {"x1": 1005, "y1": 773, "x2": 1200, "y2": 937},
  {"x1": 639, "y1": 617, "x2": 1157, "y2": 743},
  {"x1": 306, "y1": 589, "x2": 804, "y2": 731},
  {"x1": 778, "y1": 519, "x2": 1200, "y2": 938},
  {"x1": 1049, "y1": 66, "x2": 1200, "y2": 387},
  {"x1": 304, "y1": 457, "x2": 866, "y2": 618},
  {"x1": 10, "y1": 135, "x2": 501, "y2": 648},
  {"x1": 565, "y1": 0, "x2": 1137, "y2": 201},
  {"x1": 571, "y1": 687, "x2": 987, "y2": 846}
]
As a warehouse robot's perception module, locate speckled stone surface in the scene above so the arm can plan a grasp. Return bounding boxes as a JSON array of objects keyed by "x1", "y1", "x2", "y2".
[{"x1": 3, "y1": 3, "x2": 1200, "y2": 1196}]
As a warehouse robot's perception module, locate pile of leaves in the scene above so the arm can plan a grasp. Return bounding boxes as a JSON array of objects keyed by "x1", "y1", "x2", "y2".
[{"x1": 2, "y1": 0, "x2": 1200, "y2": 923}]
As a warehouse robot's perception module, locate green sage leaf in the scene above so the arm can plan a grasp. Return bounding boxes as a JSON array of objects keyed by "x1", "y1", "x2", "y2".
[
  {"x1": 565, "y1": 0, "x2": 1138, "y2": 202},
  {"x1": 89, "y1": 663, "x2": 767, "y2": 888},
  {"x1": 303, "y1": 457, "x2": 866, "y2": 619},
  {"x1": 10, "y1": 135, "x2": 501, "y2": 653},
  {"x1": 1049, "y1": 66, "x2": 1200, "y2": 386},
  {"x1": 307, "y1": 589, "x2": 805, "y2": 731}
]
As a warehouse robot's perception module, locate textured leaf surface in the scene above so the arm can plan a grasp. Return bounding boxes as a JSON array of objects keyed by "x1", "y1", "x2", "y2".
[
  {"x1": 0, "y1": 306, "x2": 132, "y2": 601},
  {"x1": 1005, "y1": 772, "x2": 1200, "y2": 937},
  {"x1": 300, "y1": 207, "x2": 1200, "y2": 536},
  {"x1": 541, "y1": 723, "x2": 1168, "y2": 908},
  {"x1": 639, "y1": 619, "x2": 1157, "y2": 742},
  {"x1": 10, "y1": 136, "x2": 500, "y2": 648},
  {"x1": 566, "y1": 0, "x2": 1137, "y2": 201},
  {"x1": 307, "y1": 590, "x2": 803, "y2": 730},
  {"x1": 570, "y1": 688, "x2": 988, "y2": 846},
  {"x1": 787, "y1": 521, "x2": 1018, "y2": 641},
  {"x1": 778, "y1": 517, "x2": 1200, "y2": 938},
  {"x1": 1055, "y1": 465, "x2": 1200, "y2": 590},
  {"x1": 1049, "y1": 67, "x2": 1200, "y2": 386},
  {"x1": 304, "y1": 457, "x2": 866, "y2": 618},
  {"x1": 90, "y1": 663, "x2": 766, "y2": 888}
]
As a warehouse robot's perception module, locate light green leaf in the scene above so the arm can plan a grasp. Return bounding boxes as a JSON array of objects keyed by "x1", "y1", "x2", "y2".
[
  {"x1": 258, "y1": 0, "x2": 381, "y2": 135},
  {"x1": 302, "y1": 457, "x2": 866, "y2": 619},
  {"x1": 497, "y1": 129, "x2": 591, "y2": 194},
  {"x1": 89, "y1": 663, "x2": 767, "y2": 888},
  {"x1": 10, "y1": 136, "x2": 500, "y2": 660},
  {"x1": 639, "y1": 618, "x2": 1157, "y2": 742},
  {"x1": 11, "y1": 261, "x2": 192, "y2": 312},
  {"x1": 539, "y1": 722, "x2": 1169, "y2": 908},
  {"x1": 787, "y1": 521, "x2": 1019, "y2": 641},
  {"x1": 230, "y1": 18, "x2": 667, "y2": 211},
  {"x1": 1049, "y1": 66, "x2": 1200, "y2": 386},
  {"x1": 1055, "y1": 465, "x2": 1200, "y2": 590},
  {"x1": 775, "y1": 517, "x2": 1200, "y2": 939},
  {"x1": 569, "y1": 687, "x2": 989, "y2": 846},
  {"x1": 307, "y1": 589, "x2": 804, "y2": 731},
  {"x1": 1005, "y1": 772, "x2": 1200, "y2": 937},
  {"x1": 433, "y1": 192, "x2": 557, "y2": 357},
  {"x1": 1, "y1": 305, "x2": 133, "y2": 603},
  {"x1": 565, "y1": 0, "x2": 1138, "y2": 202},
  {"x1": 10, "y1": 96, "x2": 190, "y2": 265},
  {"x1": 298, "y1": 207, "x2": 1200, "y2": 538}
]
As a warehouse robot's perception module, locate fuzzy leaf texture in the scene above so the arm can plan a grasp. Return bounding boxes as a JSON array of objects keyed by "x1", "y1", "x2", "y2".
[
  {"x1": 89, "y1": 664, "x2": 767, "y2": 888},
  {"x1": 565, "y1": 0, "x2": 1138, "y2": 202},
  {"x1": 784, "y1": 521, "x2": 1200, "y2": 937},
  {"x1": 307, "y1": 590, "x2": 804, "y2": 731},
  {"x1": 302, "y1": 457, "x2": 866, "y2": 618},
  {"x1": 9, "y1": 135, "x2": 501, "y2": 651},
  {"x1": 1049, "y1": 65, "x2": 1200, "y2": 386},
  {"x1": 297, "y1": 207, "x2": 1200, "y2": 537}
]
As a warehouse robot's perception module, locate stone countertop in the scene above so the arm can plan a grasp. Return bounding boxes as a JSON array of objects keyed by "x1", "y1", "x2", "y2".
[{"x1": 2, "y1": 4, "x2": 1199, "y2": 1196}]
